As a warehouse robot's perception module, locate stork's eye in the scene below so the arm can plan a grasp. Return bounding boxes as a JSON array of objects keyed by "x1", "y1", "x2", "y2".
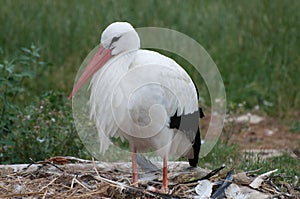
[
  {"x1": 109, "y1": 36, "x2": 121, "y2": 47},
  {"x1": 108, "y1": 36, "x2": 121, "y2": 48}
]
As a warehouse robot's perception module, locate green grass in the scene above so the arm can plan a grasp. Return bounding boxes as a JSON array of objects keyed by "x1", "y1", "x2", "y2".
[
  {"x1": 0, "y1": 0, "x2": 299, "y2": 116},
  {"x1": 202, "y1": 141, "x2": 299, "y2": 186},
  {"x1": 240, "y1": 153, "x2": 299, "y2": 179}
]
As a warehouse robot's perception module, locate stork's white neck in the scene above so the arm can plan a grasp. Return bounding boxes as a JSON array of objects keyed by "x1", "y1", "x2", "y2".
[{"x1": 89, "y1": 49, "x2": 138, "y2": 91}]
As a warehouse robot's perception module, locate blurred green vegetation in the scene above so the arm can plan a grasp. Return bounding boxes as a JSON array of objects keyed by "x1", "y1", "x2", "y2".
[
  {"x1": 0, "y1": 0, "x2": 299, "y2": 181},
  {"x1": 0, "y1": 46, "x2": 89, "y2": 163},
  {"x1": 1, "y1": 0, "x2": 299, "y2": 115},
  {"x1": 1, "y1": 91, "x2": 89, "y2": 164}
]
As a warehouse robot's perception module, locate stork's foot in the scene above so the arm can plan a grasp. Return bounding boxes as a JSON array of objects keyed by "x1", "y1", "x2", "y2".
[
  {"x1": 160, "y1": 186, "x2": 169, "y2": 194},
  {"x1": 131, "y1": 181, "x2": 138, "y2": 187},
  {"x1": 147, "y1": 185, "x2": 169, "y2": 194}
]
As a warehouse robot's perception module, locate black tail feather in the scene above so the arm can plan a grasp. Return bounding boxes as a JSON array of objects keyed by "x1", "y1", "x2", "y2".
[{"x1": 188, "y1": 127, "x2": 201, "y2": 167}]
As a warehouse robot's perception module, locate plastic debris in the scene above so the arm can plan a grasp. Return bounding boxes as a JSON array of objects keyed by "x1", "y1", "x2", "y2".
[
  {"x1": 194, "y1": 179, "x2": 213, "y2": 198},
  {"x1": 249, "y1": 169, "x2": 278, "y2": 189},
  {"x1": 225, "y1": 184, "x2": 248, "y2": 199}
]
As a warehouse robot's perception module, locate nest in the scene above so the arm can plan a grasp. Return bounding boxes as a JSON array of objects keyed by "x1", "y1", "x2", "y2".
[{"x1": 0, "y1": 156, "x2": 299, "y2": 198}]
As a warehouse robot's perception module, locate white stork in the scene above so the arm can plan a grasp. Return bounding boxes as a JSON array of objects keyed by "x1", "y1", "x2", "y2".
[{"x1": 69, "y1": 22, "x2": 203, "y2": 192}]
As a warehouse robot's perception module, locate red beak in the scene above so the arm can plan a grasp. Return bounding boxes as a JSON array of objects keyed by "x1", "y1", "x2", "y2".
[{"x1": 68, "y1": 46, "x2": 112, "y2": 99}]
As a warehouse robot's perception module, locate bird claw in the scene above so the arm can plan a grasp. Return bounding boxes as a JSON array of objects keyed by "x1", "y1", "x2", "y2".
[
  {"x1": 161, "y1": 186, "x2": 169, "y2": 194},
  {"x1": 147, "y1": 185, "x2": 169, "y2": 194}
]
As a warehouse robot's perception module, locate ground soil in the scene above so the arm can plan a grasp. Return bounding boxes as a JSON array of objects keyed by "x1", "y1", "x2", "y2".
[{"x1": 201, "y1": 111, "x2": 300, "y2": 151}]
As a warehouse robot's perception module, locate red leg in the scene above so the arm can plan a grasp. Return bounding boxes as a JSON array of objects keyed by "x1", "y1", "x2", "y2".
[
  {"x1": 162, "y1": 155, "x2": 168, "y2": 192},
  {"x1": 132, "y1": 146, "x2": 138, "y2": 187}
]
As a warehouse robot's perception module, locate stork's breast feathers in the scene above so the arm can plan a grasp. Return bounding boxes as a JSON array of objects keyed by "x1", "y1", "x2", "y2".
[
  {"x1": 89, "y1": 51, "x2": 137, "y2": 152},
  {"x1": 89, "y1": 49, "x2": 199, "y2": 154}
]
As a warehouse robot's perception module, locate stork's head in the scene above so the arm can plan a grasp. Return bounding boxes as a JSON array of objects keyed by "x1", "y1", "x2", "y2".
[
  {"x1": 101, "y1": 22, "x2": 140, "y2": 55},
  {"x1": 69, "y1": 22, "x2": 140, "y2": 99}
]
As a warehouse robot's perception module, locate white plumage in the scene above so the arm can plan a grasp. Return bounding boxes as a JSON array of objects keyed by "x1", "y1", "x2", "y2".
[
  {"x1": 90, "y1": 49, "x2": 198, "y2": 155},
  {"x1": 69, "y1": 22, "x2": 200, "y2": 191}
]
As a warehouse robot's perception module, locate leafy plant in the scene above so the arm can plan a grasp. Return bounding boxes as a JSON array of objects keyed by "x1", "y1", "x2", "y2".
[
  {"x1": 2, "y1": 91, "x2": 90, "y2": 163},
  {"x1": 0, "y1": 45, "x2": 45, "y2": 133},
  {"x1": 0, "y1": 45, "x2": 43, "y2": 154},
  {"x1": 0, "y1": 45, "x2": 89, "y2": 163}
]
